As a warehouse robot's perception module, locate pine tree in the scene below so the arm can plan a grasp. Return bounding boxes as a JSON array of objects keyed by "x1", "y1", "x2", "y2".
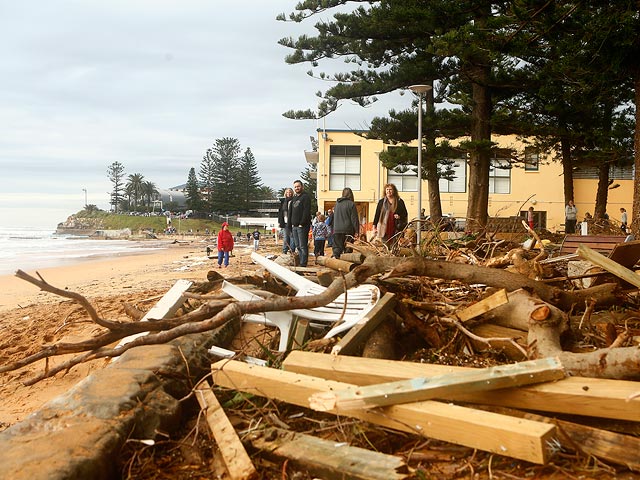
[
  {"x1": 185, "y1": 167, "x2": 202, "y2": 211},
  {"x1": 237, "y1": 147, "x2": 263, "y2": 211},
  {"x1": 210, "y1": 137, "x2": 242, "y2": 214},
  {"x1": 107, "y1": 161, "x2": 125, "y2": 213},
  {"x1": 199, "y1": 149, "x2": 216, "y2": 212}
]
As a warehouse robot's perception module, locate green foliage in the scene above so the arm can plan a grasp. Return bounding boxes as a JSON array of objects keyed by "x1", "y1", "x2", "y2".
[
  {"x1": 106, "y1": 161, "x2": 125, "y2": 213},
  {"x1": 300, "y1": 163, "x2": 318, "y2": 214},
  {"x1": 185, "y1": 167, "x2": 202, "y2": 211},
  {"x1": 74, "y1": 211, "x2": 224, "y2": 234},
  {"x1": 236, "y1": 147, "x2": 264, "y2": 210}
]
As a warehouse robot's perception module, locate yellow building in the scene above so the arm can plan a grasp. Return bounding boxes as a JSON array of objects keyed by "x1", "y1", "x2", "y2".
[{"x1": 305, "y1": 129, "x2": 633, "y2": 233}]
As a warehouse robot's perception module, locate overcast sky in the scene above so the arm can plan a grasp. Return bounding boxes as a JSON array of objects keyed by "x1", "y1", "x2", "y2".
[{"x1": 0, "y1": 1, "x2": 409, "y2": 229}]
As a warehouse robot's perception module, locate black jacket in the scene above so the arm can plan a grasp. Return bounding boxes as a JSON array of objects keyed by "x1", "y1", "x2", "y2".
[
  {"x1": 278, "y1": 197, "x2": 291, "y2": 228},
  {"x1": 333, "y1": 197, "x2": 359, "y2": 235},
  {"x1": 288, "y1": 191, "x2": 311, "y2": 228},
  {"x1": 373, "y1": 197, "x2": 408, "y2": 230}
]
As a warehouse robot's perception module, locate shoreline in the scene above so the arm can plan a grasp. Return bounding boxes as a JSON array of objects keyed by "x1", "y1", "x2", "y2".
[{"x1": 0, "y1": 241, "x2": 214, "y2": 312}]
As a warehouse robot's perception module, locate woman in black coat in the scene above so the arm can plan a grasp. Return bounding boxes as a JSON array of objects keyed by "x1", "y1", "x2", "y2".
[{"x1": 372, "y1": 183, "x2": 408, "y2": 244}]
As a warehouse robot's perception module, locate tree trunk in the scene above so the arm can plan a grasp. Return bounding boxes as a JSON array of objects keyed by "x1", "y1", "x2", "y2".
[
  {"x1": 632, "y1": 72, "x2": 640, "y2": 237},
  {"x1": 560, "y1": 136, "x2": 574, "y2": 205}
]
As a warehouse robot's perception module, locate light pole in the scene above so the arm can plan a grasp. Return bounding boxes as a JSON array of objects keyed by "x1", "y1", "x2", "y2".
[
  {"x1": 408, "y1": 84, "x2": 432, "y2": 244},
  {"x1": 82, "y1": 188, "x2": 87, "y2": 207}
]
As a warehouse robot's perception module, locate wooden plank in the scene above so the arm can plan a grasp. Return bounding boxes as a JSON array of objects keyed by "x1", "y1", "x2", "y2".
[
  {"x1": 194, "y1": 380, "x2": 257, "y2": 480},
  {"x1": 331, "y1": 292, "x2": 397, "y2": 355},
  {"x1": 577, "y1": 244, "x2": 640, "y2": 288},
  {"x1": 592, "y1": 239, "x2": 640, "y2": 288},
  {"x1": 211, "y1": 360, "x2": 556, "y2": 464},
  {"x1": 282, "y1": 351, "x2": 640, "y2": 422},
  {"x1": 456, "y1": 288, "x2": 508, "y2": 322},
  {"x1": 113, "y1": 279, "x2": 193, "y2": 352},
  {"x1": 560, "y1": 235, "x2": 626, "y2": 254},
  {"x1": 494, "y1": 407, "x2": 640, "y2": 472},
  {"x1": 248, "y1": 427, "x2": 408, "y2": 480},
  {"x1": 309, "y1": 357, "x2": 565, "y2": 411},
  {"x1": 290, "y1": 319, "x2": 310, "y2": 350}
]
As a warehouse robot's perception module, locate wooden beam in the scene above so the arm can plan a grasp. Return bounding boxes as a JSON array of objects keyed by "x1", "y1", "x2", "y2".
[
  {"x1": 577, "y1": 244, "x2": 640, "y2": 288},
  {"x1": 211, "y1": 360, "x2": 556, "y2": 464},
  {"x1": 113, "y1": 279, "x2": 192, "y2": 352},
  {"x1": 194, "y1": 380, "x2": 257, "y2": 480},
  {"x1": 248, "y1": 427, "x2": 408, "y2": 480},
  {"x1": 331, "y1": 292, "x2": 397, "y2": 355},
  {"x1": 456, "y1": 288, "x2": 508, "y2": 322},
  {"x1": 282, "y1": 351, "x2": 640, "y2": 422},
  {"x1": 492, "y1": 407, "x2": 640, "y2": 472},
  {"x1": 309, "y1": 357, "x2": 565, "y2": 411}
]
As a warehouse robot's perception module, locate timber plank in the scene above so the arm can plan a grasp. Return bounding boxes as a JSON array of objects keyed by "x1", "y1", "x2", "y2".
[
  {"x1": 331, "y1": 292, "x2": 397, "y2": 355},
  {"x1": 309, "y1": 357, "x2": 565, "y2": 411},
  {"x1": 456, "y1": 288, "x2": 508, "y2": 322},
  {"x1": 194, "y1": 380, "x2": 257, "y2": 480},
  {"x1": 577, "y1": 244, "x2": 640, "y2": 288},
  {"x1": 248, "y1": 427, "x2": 408, "y2": 480},
  {"x1": 212, "y1": 360, "x2": 556, "y2": 464},
  {"x1": 282, "y1": 351, "x2": 640, "y2": 422}
]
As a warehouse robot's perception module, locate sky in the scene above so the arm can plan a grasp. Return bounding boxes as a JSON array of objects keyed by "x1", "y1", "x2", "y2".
[{"x1": 0, "y1": 0, "x2": 409, "y2": 229}]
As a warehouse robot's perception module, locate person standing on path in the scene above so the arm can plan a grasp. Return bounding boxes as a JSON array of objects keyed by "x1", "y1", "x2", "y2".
[
  {"x1": 527, "y1": 206, "x2": 535, "y2": 230},
  {"x1": 620, "y1": 207, "x2": 628, "y2": 233},
  {"x1": 288, "y1": 179, "x2": 312, "y2": 267},
  {"x1": 252, "y1": 228, "x2": 261, "y2": 251},
  {"x1": 312, "y1": 213, "x2": 329, "y2": 259},
  {"x1": 565, "y1": 200, "x2": 578, "y2": 234},
  {"x1": 278, "y1": 187, "x2": 295, "y2": 254},
  {"x1": 332, "y1": 187, "x2": 359, "y2": 259},
  {"x1": 372, "y1": 183, "x2": 408, "y2": 244},
  {"x1": 216, "y1": 222, "x2": 234, "y2": 268}
]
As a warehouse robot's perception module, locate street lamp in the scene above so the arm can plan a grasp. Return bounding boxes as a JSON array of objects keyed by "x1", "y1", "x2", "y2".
[
  {"x1": 82, "y1": 188, "x2": 87, "y2": 207},
  {"x1": 408, "y1": 84, "x2": 432, "y2": 244}
]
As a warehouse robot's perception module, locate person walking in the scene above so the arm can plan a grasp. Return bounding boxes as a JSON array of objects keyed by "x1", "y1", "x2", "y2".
[
  {"x1": 216, "y1": 222, "x2": 234, "y2": 268},
  {"x1": 332, "y1": 187, "x2": 359, "y2": 258},
  {"x1": 278, "y1": 187, "x2": 295, "y2": 254},
  {"x1": 325, "y1": 208, "x2": 334, "y2": 248},
  {"x1": 312, "y1": 213, "x2": 329, "y2": 259},
  {"x1": 288, "y1": 179, "x2": 312, "y2": 267},
  {"x1": 372, "y1": 183, "x2": 408, "y2": 244},
  {"x1": 620, "y1": 207, "x2": 628, "y2": 233},
  {"x1": 565, "y1": 200, "x2": 578, "y2": 234},
  {"x1": 252, "y1": 228, "x2": 261, "y2": 251}
]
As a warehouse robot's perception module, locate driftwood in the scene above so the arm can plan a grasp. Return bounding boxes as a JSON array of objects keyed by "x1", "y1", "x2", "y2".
[{"x1": 383, "y1": 256, "x2": 621, "y2": 311}]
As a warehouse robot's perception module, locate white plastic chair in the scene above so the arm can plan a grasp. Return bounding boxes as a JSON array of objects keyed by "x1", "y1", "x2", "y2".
[{"x1": 221, "y1": 252, "x2": 380, "y2": 351}]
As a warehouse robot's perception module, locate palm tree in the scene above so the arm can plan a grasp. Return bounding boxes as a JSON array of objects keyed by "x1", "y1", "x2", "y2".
[
  {"x1": 125, "y1": 173, "x2": 145, "y2": 210},
  {"x1": 141, "y1": 180, "x2": 159, "y2": 211}
]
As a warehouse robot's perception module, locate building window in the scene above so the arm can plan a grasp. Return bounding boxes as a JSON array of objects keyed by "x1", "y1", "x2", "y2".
[
  {"x1": 524, "y1": 149, "x2": 539, "y2": 171},
  {"x1": 489, "y1": 158, "x2": 511, "y2": 194},
  {"x1": 388, "y1": 166, "x2": 418, "y2": 191},
  {"x1": 330, "y1": 145, "x2": 361, "y2": 190},
  {"x1": 439, "y1": 158, "x2": 466, "y2": 193}
]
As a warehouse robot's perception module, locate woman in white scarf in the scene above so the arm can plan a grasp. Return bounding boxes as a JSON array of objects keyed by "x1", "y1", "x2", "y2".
[{"x1": 372, "y1": 183, "x2": 408, "y2": 243}]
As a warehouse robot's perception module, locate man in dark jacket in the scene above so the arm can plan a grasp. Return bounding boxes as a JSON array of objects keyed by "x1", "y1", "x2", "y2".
[
  {"x1": 278, "y1": 187, "x2": 295, "y2": 254},
  {"x1": 332, "y1": 187, "x2": 359, "y2": 258},
  {"x1": 288, "y1": 180, "x2": 311, "y2": 266}
]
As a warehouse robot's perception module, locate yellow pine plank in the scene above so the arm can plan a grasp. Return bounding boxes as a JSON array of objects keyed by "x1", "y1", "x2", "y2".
[
  {"x1": 211, "y1": 360, "x2": 556, "y2": 464},
  {"x1": 282, "y1": 351, "x2": 640, "y2": 422},
  {"x1": 309, "y1": 357, "x2": 565, "y2": 411}
]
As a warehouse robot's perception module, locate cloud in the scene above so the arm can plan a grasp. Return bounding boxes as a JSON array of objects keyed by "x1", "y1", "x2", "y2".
[{"x1": 0, "y1": 0, "x2": 407, "y2": 228}]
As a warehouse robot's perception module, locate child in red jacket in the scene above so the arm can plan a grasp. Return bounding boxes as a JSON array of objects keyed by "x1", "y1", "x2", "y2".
[{"x1": 217, "y1": 222, "x2": 235, "y2": 268}]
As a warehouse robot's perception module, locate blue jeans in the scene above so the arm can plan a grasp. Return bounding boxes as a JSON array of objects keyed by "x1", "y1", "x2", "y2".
[
  {"x1": 292, "y1": 226, "x2": 309, "y2": 266},
  {"x1": 283, "y1": 227, "x2": 296, "y2": 254},
  {"x1": 217, "y1": 250, "x2": 230, "y2": 266}
]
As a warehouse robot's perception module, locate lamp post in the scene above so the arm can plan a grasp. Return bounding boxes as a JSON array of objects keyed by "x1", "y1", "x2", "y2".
[
  {"x1": 408, "y1": 84, "x2": 432, "y2": 244},
  {"x1": 82, "y1": 188, "x2": 87, "y2": 207}
]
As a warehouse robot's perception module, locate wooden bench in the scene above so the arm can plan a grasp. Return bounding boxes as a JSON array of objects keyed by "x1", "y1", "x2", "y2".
[{"x1": 559, "y1": 235, "x2": 628, "y2": 255}]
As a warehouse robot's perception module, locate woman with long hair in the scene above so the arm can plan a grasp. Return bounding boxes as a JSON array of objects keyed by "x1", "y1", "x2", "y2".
[
  {"x1": 332, "y1": 187, "x2": 359, "y2": 258},
  {"x1": 372, "y1": 183, "x2": 408, "y2": 243}
]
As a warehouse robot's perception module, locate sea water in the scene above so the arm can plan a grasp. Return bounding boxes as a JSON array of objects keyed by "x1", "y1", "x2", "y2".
[{"x1": 0, "y1": 226, "x2": 167, "y2": 276}]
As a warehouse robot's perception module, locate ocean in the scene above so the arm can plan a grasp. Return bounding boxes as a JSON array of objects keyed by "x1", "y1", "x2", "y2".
[{"x1": 0, "y1": 226, "x2": 168, "y2": 276}]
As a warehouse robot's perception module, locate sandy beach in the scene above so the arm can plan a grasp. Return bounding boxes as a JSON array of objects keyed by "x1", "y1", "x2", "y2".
[{"x1": 0, "y1": 238, "x2": 265, "y2": 427}]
